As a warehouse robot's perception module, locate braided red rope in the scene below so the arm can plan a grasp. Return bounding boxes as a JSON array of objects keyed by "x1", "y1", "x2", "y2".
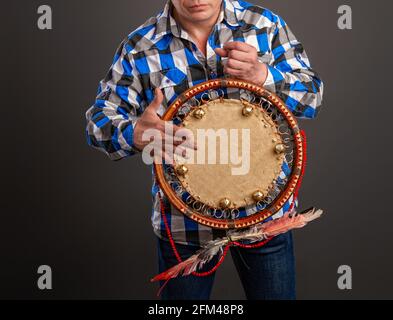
[
  {"x1": 156, "y1": 129, "x2": 307, "y2": 296},
  {"x1": 289, "y1": 129, "x2": 307, "y2": 212}
]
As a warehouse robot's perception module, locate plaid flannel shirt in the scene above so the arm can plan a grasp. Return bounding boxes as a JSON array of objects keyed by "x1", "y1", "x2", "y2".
[{"x1": 85, "y1": 0, "x2": 324, "y2": 247}]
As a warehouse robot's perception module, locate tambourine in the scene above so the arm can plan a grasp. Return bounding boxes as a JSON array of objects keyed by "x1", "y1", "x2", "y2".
[{"x1": 154, "y1": 79, "x2": 304, "y2": 230}]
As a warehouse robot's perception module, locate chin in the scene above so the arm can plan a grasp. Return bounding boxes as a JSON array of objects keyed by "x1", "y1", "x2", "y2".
[{"x1": 188, "y1": 11, "x2": 213, "y2": 22}]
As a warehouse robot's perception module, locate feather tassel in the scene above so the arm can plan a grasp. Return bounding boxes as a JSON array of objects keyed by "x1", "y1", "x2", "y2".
[{"x1": 150, "y1": 207, "x2": 323, "y2": 282}]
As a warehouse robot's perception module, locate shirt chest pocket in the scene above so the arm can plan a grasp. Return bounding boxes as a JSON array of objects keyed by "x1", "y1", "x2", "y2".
[{"x1": 149, "y1": 68, "x2": 189, "y2": 108}]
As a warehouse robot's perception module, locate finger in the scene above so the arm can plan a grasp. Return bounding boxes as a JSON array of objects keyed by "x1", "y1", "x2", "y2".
[
  {"x1": 223, "y1": 41, "x2": 255, "y2": 53},
  {"x1": 155, "y1": 120, "x2": 180, "y2": 134},
  {"x1": 214, "y1": 48, "x2": 228, "y2": 57},
  {"x1": 224, "y1": 66, "x2": 243, "y2": 77},
  {"x1": 228, "y1": 49, "x2": 255, "y2": 63},
  {"x1": 226, "y1": 58, "x2": 250, "y2": 70},
  {"x1": 174, "y1": 138, "x2": 197, "y2": 150},
  {"x1": 173, "y1": 127, "x2": 197, "y2": 150},
  {"x1": 147, "y1": 87, "x2": 164, "y2": 112},
  {"x1": 154, "y1": 123, "x2": 196, "y2": 149},
  {"x1": 155, "y1": 123, "x2": 197, "y2": 149},
  {"x1": 162, "y1": 147, "x2": 193, "y2": 165},
  {"x1": 172, "y1": 123, "x2": 186, "y2": 135},
  {"x1": 163, "y1": 133, "x2": 197, "y2": 151},
  {"x1": 175, "y1": 145, "x2": 194, "y2": 159},
  {"x1": 165, "y1": 144, "x2": 194, "y2": 160}
]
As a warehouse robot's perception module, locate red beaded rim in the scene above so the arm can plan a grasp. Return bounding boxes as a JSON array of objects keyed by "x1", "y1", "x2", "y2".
[{"x1": 154, "y1": 79, "x2": 303, "y2": 229}]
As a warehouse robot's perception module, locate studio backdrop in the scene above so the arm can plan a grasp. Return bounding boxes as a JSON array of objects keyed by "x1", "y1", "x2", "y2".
[{"x1": 1, "y1": 0, "x2": 392, "y2": 299}]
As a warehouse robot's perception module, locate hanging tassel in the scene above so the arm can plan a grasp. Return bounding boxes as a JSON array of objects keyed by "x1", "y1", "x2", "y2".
[{"x1": 150, "y1": 207, "x2": 323, "y2": 282}]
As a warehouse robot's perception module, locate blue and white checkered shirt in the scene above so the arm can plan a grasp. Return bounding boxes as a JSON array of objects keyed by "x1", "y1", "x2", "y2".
[{"x1": 85, "y1": 0, "x2": 323, "y2": 247}]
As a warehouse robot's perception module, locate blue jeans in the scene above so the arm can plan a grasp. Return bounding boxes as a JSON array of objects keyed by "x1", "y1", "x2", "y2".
[{"x1": 156, "y1": 231, "x2": 296, "y2": 300}]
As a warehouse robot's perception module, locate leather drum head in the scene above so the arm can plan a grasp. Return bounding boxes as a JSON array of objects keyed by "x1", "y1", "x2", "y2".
[{"x1": 174, "y1": 99, "x2": 285, "y2": 209}]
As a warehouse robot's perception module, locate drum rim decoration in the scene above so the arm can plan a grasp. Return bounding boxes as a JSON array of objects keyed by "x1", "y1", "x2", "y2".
[{"x1": 154, "y1": 78, "x2": 304, "y2": 230}]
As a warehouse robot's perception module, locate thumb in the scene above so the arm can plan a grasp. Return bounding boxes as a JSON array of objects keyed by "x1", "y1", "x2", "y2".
[
  {"x1": 214, "y1": 48, "x2": 228, "y2": 57},
  {"x1": 148, "y1": 87, "x2": 164, "y2": 112}
]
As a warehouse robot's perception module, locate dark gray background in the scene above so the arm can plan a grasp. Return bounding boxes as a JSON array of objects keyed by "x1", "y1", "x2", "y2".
[{"x1": 1, "y1": 0, "x2": 392, "y2": 299}]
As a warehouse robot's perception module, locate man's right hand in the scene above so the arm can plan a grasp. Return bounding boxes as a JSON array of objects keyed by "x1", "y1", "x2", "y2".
[{"x1": 133, "y1": 88, "x2": 196, "y2": 161}]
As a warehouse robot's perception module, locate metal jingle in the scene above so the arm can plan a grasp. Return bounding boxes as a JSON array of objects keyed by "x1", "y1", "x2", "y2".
[
  {"x1": 219, "y1": 198, "x2": 231, "y2": 209},
  {"x1": 256, "y1": 201, "x2": 266, "y2": 210},
  {"x1": 193, "y1": 108, "x2": 205, "y2": 119},
  {"x1": 185, "y1": 195, "x2": 194, "y2": 204},
  {"x1": 231, "y1": 208, "x2": 240, "y2": 219},
  {"x1": 214, "y1": 209, "x2": 224, "y2": 219},
  {"x1": 175, "y1": 165, "x2": 188, "y2": 176},
  {"x1": 252, "y1": 190, "x2": 265, "y2": 202},
  {"x1": 275, "y1": 143, "x2": 285, "y2": 154},
  {"x1": 193, "y1": 201, "x2": 203, "y2": 211},
  {"x1": 242, "y1": 105, "x2": 254, "y2": 117}
]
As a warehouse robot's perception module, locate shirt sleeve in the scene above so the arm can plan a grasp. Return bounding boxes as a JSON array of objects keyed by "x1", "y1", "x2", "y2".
[
  {"x1": 262, "y1": 17, "x2": 324, "y2": 119},
  {"x1": 85, "y1": 39, "x2": 146, "y2": 161}
]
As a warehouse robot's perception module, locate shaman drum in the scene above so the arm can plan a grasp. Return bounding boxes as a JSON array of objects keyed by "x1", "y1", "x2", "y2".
[{"x1": 154, "y1": 79, "x2": 304, "y2": 230}]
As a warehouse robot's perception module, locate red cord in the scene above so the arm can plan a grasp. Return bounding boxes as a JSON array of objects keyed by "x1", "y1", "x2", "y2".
[
  {"x1": 289, "y1": 129, "x2": 307, "y2": 212},
  {"x1": 156, "y1": 129, "x2": 308, "y2": 296}
]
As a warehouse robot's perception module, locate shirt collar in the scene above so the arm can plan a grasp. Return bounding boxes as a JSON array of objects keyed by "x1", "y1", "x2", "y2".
[
  {"x1": 222, "y1": 0, "x2": 243, "y2": 27},
  {"x1": 154, "y1": 0, "x2": 242, "y2": 41}
]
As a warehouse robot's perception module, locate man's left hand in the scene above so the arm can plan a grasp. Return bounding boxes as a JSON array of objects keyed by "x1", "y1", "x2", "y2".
[{"x1": 215, "y1": 42, "x2": 268, "y2": 86}]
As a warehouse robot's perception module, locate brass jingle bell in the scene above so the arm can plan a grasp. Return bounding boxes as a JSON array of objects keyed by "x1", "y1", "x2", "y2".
[
  {"x1": 175, "y1": 165, "x2": 188, "y2": 177},
  {"x1": 219, "y1": 198, "x2": 231, "y2": 209},
  {"x1": 242, "y1": 105, "x2": 254, "y2": 117},
  {"x1": 193, "y1": 108, "x2": 205, "y2": 119},
  {"x1": 275, "y1": 143, "x2": 285, "y2": 154},
  {"x1": 252, "y1": 190, "x2": 265, "y2": 202}
]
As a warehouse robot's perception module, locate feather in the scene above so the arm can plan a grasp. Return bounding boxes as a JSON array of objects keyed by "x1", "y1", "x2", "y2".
[
  {"x1": 150, "y1": 238, "x2": 228, "y2": 282},
  {"x1": 150, "y1": 207, "x2": 323, "y2": 282},
  {"x1": 262, "y1": 207, "x2": 323, "y2": 238}
]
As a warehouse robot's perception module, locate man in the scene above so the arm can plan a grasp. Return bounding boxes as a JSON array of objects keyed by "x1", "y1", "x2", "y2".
[{"x1": 85, "y1": 0, "x2": 323, "y2": 299}]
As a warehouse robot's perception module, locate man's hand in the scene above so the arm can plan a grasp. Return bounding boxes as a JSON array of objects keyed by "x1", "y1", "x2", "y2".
[
  {"x1": 133, "y1": 88, "x2": 195, "y2": 161},
  {"x1": 215, "y1": 42, "x2": 268, "y2": 86}
]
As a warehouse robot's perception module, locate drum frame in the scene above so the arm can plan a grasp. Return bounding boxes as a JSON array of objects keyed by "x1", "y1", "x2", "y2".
[{"x1": 154, "y1": 79, "x2": 304, "y2": 229}]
